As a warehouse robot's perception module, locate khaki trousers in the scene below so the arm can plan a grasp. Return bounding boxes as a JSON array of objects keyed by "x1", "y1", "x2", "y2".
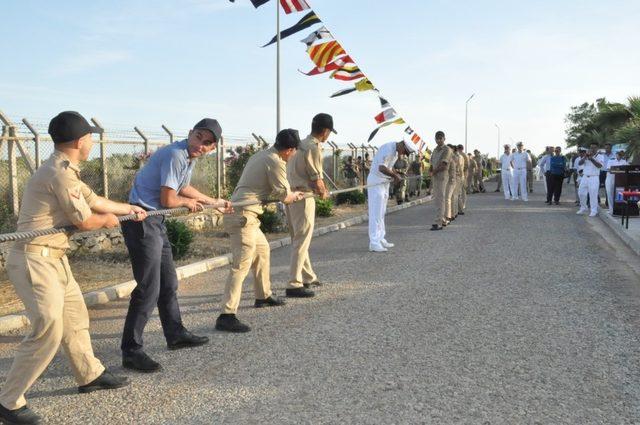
[
  {"x1": 222, "y1": 213, "x2": 272, "y2": 314},
  {"x1": 432, "y1": 174, "x2": 447, "y2": 225},
  {"x1": 459, "y1": 178, "x2": 467, "y2": 211},
  {"x1": 445, "y1": 178, "x2": 456, "y2": 218},
  {"x1": 0, "y1": 249, "x2": 104, "y2": 410},
  {"x1": 286, "y1": 198, "x2": 317, "y2": 288}
]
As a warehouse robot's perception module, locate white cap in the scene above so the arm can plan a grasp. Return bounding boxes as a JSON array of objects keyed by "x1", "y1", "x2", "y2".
[{"x1": 402, "y1": 137, "x2": 418, "y2": 153}]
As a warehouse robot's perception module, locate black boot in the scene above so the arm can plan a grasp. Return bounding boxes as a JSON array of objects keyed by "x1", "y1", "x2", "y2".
[
  {"x1": 167, "y1": 330, "x2": 209, "y2": 350},
  {"x1": 0, "y1": 404, "x2": 41, "y2": 425},
  {"x1": 215, "y1": 314, "x2": 251, "y2": 333},
  {"x1": 122, "y1": 351, "x2": 162, "y2": 373},
  {"x1": 255, "y1": 296, "x2": 286, "y2": 308}
]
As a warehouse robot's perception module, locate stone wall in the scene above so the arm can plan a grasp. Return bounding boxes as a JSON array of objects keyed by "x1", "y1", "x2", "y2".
[{"x1": 0, "y1": 211, "x2": 224, "y2": 271}]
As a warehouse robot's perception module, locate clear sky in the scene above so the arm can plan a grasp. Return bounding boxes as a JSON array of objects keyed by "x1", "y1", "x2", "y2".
[{"x1": 1, "y1": 0, "x2": 639, "y2": 156}]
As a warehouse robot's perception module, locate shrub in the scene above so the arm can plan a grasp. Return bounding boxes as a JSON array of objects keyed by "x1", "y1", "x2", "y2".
[
  {"x1": 335, "y1": 190, "x2": 365, "y2": 205},
  {"x1": 0, "y1": 201, "x2": 16, "y2": 233},
  {"x1": 315, "y1": 198, "x2": 334, "y2": 217},
  {"x1": 165, "y1": 219, "x2": 194, "y2": 259},
  {"x1": 259, "y1": 207, "x2": 282, "y2": 233},
  {"x1": 225, "y1": 144, "x2": 259, "y2": 194}
]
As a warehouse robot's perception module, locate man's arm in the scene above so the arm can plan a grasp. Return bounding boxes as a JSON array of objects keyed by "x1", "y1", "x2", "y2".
[
  {"x1": 379, "y1": 165, "x2": 401, "y2": 183},
  {"x1": 588, "y1": 155, "x2": 603, "y2": 168},
  {"x1": 91, "y1": 197, "x2": 147, "y2": 221}
]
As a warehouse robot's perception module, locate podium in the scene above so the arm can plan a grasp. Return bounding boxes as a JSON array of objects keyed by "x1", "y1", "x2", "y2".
[{"x1": 610, "y1": 165, "x2": 640, "y2": 217}]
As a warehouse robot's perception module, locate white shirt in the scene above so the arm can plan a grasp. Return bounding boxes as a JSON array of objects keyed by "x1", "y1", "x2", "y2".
[
  {"x1": 602, "y1": 152, "x2": 617, "y2": 171},
  {"x1": 500, "y1": 153, "x2": 513, "y2": 171},
  {"x1": 582, "y1": 153, "x2": 604, "y2": 177},
  {"x1": 607, "y1": 158, "x2": 628, "y2": 174},
  {"x1": 367, "y1": 141, "x2": 398, "y2": 185},
  {"x1": 512, "y1": 151, "x2": 529, "y2": 169},
  {"x1": 573, "y1": 157, "x2": 583, "y2": 172},
  {"x1": 538, "y1": 154, "x2": 552, "y2": 172}
]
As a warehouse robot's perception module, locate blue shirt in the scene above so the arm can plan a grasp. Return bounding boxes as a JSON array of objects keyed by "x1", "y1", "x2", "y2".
[
  {"x1": 129, "y1": 140, "x2": 195, "y2": 210},
  {"x1": 549, "y1": 155, "x2": 566, "y2": 176}
]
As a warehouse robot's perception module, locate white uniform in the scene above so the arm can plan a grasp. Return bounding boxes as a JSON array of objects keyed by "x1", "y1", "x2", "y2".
[
  {"x1": 499, "y1": 153, "x2": 513, "y2": 200},
  {"x1": 367, "y1": 142, "x2": 397, "y2": 248},
  {"x1": 538, "y1": 154, "x2": 551, "y2": 194},
  {"x1": 578, "y1": 153, "x2": 605, "y2": 215},
  {"x1": 606, "y1": 158, "x2": 628, "y2": 214},
  {"x1": 511, "y1": 151, "x2": 529, "y2": 201}
]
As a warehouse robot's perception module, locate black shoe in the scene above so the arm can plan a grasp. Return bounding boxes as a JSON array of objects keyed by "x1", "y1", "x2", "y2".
[
  {"x1": 303, "y1": 281, "x2": 323, "y2": 288},
  {"x1": 167, "y1": 330, "x2": 209, "y2": 350},
  {"x1": 430, "y1": 224, "x2": 443, "y2": 231},
  {"x1": 255, "y1": 296, "x2": 286, "y2": 308},
  {"x1": 122, "y1": 351, "x2": 162, "y2": 373},
  {"x1": 494, "y1": 189, "x2": 500, "y2": 192},
  {"x1": 78, "y1": 369, "x2": 130, "y2": 393},
  {"x1": 285, "y1": 287, "x2": 315, "y2": 298},
  {"x1": 545, "y1": 201, "x2": 551, "y2": 204},
  {"x1": 458, "y1": 212, "x2": 465, "y2": 215},
  {"x1": 554, "y1": 201, "x2": 559, "y2": 205},
  {"x1": 0, "y1": 404, "x2": 41, "y2": 425},
  {"x1": 215, "y1": 314, "x2": 251, "y2": 333}
]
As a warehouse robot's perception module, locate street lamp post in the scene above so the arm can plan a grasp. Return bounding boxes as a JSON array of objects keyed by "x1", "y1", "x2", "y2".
[
  {"x1": 494, "y1": 123, "x2": 500, "y2": 158},
  {"x1": 464, "y1": 93, "x2": 475, "y2": 152}
]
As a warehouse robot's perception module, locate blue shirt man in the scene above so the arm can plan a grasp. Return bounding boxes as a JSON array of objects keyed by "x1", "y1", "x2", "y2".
[
  {"x1": 130, "y1": 140, "x2": 195, "y2": 210},
  {"x1": 549, "y1": 155, "x2": 566, "y2": 176},
  {"x1": 120, "y1": 118, "x2": 230, "y2": 373},
  {"x1": 547, "y1": 147, "x2": 567, "y2": 205}
]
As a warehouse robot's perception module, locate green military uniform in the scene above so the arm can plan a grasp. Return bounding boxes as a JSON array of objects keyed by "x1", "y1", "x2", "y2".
[
  {"x1": 408, "y1": 158, "x2": 423, "y2": 197},
  {"x1": 343, "y1": 160, "x2": 359, "y2": 188},
  {"x1": 0, "y1": 151, "x2": 106, "y2": 410},
  {"x1": 430, "y1": 145, "x2": 452, "y2": 226},
  {"x1": 221, "y1": 147, "x2": 291, "y2": 314},
  {"x1": 286, "y1": 134, "x2": 322, "y2": 289},
  {"x1": 393, "y1": 155, "x2": 409, "y2": 203}
]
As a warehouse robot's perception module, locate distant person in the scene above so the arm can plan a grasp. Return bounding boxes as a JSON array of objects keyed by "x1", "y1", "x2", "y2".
[
  {"x1": 546, "y1": 146, "x2": 566, "y2": 205},
  {"x1": 511, "y1": 142, "x2": 530, "y2": 201},
  {"x1": 577, "y1": 142, "x2": 605, "y2": 216},
  {"x1": 606, "y1": 149, "x2": 628, "y2": 214},
  {"x1": 499, "y1": 144, "x2": 513, "y2": 200},
  {"x1": 430, "y1": 132, "x2": 452, "y2": 230}
]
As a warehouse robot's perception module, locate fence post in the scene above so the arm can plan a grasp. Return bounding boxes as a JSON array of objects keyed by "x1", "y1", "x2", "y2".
[
  {"x1": 220, "y1": 135, "x2": 226, "y2": 195},
  {"x1": 161, "y1": 125, "x2": 174, "y2": 143},
  {"x1": 91, "y1": 118, "x2": 108, "y2": 198},
  {"x1": 134, "y1": 127, "x2": 149, "y2": 156},
  {"x1": 8, "y1": 126, "x2": 19, "y2": 215},
  {"x1": 0, "y1": 125, "x2": 6, "y2": 156},
  {"x1": 22, "y1": 119, "x2": 40, "y2": 169},
  {"x1": 328, "y1": 141, "x2": 337, "y2": 181}
]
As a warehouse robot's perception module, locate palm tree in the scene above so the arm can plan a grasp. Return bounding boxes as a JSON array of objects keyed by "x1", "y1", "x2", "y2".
[{"x1": 613, "y1": 96, "x2": 640, "y2": 161}]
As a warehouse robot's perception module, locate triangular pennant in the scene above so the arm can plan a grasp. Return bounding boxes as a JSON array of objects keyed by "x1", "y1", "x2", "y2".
[
  {"x1": 367, "y1": 118, "x2": 405, "y2": 142},
  {"x1": 307, "y1": 40, "x2": 346, "y2": 68},
  {"x1": 280, "y1": 0, "x2": 310, "y2": 14},
  {"x1": 299, "y1": 55, "x2": 354, "y2": 76},
  {"x1": 300, "y1": 26, "x2": 332, "y2": 46},
  {"x1": 262, "y1": 11, "x2": 321, "y2": 47},
  {"x1": 374, "y1": 108, "x2": 397, "y2": 124}
]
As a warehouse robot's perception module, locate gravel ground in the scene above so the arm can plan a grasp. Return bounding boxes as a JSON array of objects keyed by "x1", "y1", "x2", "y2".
[{"x1": 0, "y1": 182, "x2": 638, "y2": 424}]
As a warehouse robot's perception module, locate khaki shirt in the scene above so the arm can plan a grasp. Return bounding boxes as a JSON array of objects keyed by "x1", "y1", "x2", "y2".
[
  {"x1": 474, "y1": 155, "x2": 484, "y2": 173},
  {"x1": 460, "y1": 152, "x2": 469, "y2": 177},
  {"x1": 430, "y1": 145, "x2": 452, "y2": 178},
  {"x1": 287, "y1": 134, "x2": 324, "y2": 192},
  {"x1": 468, "y1": 156, "x2": 477, "y2": 173},
  {"x1": 15, "y1": 151, "x2": 98, "y2": 250},
  {"x1": 231, "y1": 147, "x2": 291, "y2": 216},
  {"x1": 447, "y1": 153, "x2": 458, "y2": 183},
  {"x1": 456, "y1": 152, "x2": 465, "y2": 178}
]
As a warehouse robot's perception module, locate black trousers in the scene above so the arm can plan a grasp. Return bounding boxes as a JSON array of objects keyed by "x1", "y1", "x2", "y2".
[
  {"x1": 121, "y1": 215, "x2": 185, "y2": 353},
  {"x1": 547, "y1": 174, "x2": 564, "y2": 203}
]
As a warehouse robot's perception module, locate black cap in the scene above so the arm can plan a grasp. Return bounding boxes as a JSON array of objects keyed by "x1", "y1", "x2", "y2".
[
  {"x1": 274, "y1": 129, "x2": 301, "y2": 150},
  {"x1": 457, "y1": 144, "x2": 464, "y2": 149},
  {"x1": 48, "y1": 111, "x2": 103, "y2": 144},
  {"x1": 312, "y1": 113, "x2": 337, "y2": 134},
  {"x1": 193, "y1": 118, "x2": 222, "y2": 143}
]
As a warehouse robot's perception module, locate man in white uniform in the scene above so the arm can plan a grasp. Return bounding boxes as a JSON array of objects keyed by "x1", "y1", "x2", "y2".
[
  {"x1": 606, "y1": 149, "x2": 628, "y2": 214},
  {"x1": 537, "y1": 146, "x2": 553, "y2": 195},
  {"x1": 499, "y1": 144, "x2": 513, "y2": 200},
  {"x1": 367, "y1": 139, "x2": 416, "y2": 252},
  {"x1": 577, "y1": 142, "x2": 605, "y2": 217},
  {"x1": 511, "y1": 142, "x2": 530, "y2": 201}
]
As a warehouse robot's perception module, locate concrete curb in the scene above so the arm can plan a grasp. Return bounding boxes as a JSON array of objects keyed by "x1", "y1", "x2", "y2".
[
  {"x1": 598, "y1": 212, "x2": 640, "y2": 257},
  {"x1": 0, "y1": 195, "x2": 433, "y2": 334}
]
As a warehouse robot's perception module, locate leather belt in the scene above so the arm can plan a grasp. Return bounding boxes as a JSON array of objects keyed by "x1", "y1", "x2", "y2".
[{"x1": 22, "y1": 244, "x2": 66, "y2": 259}]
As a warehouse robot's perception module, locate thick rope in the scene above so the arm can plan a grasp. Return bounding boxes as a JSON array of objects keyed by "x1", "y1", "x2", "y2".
[{"x1": 0, "y1": 176, "x2": 423, "y2": 244}]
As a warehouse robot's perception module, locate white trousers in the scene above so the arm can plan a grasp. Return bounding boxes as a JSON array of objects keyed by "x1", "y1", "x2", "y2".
[
  {"x1": 579, "y1": 175, "x2": 600, "y2": 214},
  {"x1": 511, "y1": 169, "x2": 527, "y2": 200},
  {"x1": 501, "y1": 170, "x2": 513, "y2": 199},
  {"x1": 605, "y1": 173, "x2": 615, "y2": 213},
  {"x1": 367, "y1": 183, "x2": 389, "y2": 245}
]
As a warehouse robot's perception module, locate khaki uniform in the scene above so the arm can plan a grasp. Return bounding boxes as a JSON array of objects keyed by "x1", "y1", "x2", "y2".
[
  {"x1": 445, "y1": 152, "x2": 458, "y2": 219},
  {"x1": 459, "y1": 153, "x2": 469, "y2": 211},
  {"x1": 0, "y1": 151, "x2": 105, "y2": 410},
  {"x1": 467, "y1": 156, "x2": 477, "y2": 193},
  {"x1": 393, "y1": 156, "x2": 409, "y2": 203},
  {"x1": 222, "y1": 147, "x2": 291, "y2": 314},
  {"x1": 474, "y1": 154, "x2": 485, "y2": 192},
  {"x1": 286, "y1": 134, "x2": 323, "y2": 288},
  {"x1": 430, "y1": 145, "x2": 452, "y2": 225}
]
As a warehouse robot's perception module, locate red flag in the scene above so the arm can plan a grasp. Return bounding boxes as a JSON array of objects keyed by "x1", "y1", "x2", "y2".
[
  {"x1": 374, "y1": 108, "x2": 398, "y2": 124},
  {"x1": 307, "y1": 40, "x2": 346, "y2": 68},
  {"x1": 300, "y1": 55, "x2": 354, "y2": 76},
  {"x1": 280, "y1": 0, "x2": 310, "y2": 14}
]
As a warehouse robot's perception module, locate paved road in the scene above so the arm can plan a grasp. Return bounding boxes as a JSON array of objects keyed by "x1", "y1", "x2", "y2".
[{"x1": 1, "y1": 182, "x2": 639, "y2": 424}]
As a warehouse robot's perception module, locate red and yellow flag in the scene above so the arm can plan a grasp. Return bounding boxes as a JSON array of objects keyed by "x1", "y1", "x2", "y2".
[{"x1": 307, "y1": 41, "x2": 346, "y2": 68}]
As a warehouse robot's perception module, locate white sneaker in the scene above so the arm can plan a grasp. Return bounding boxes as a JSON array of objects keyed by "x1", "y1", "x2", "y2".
[
  {"x1": 369, "y1": 243, "x2": 387, "y2": 252},
  {"x1": 589, "y1": 212, "x2": 598, "y2": 217},
  {"x1": 380, "y1": 239, "x2": 394, "y2": 248},
  {"x1": 576, "y1": 209, "x2": 587, "y2": 215}
]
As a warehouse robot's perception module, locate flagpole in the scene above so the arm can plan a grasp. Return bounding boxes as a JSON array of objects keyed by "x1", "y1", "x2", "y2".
[{"x1": 276, "y1": 0, "x2": 281, "y2": 133}]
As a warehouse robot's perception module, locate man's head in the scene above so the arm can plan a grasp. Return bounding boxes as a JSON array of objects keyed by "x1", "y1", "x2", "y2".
[
  {"x1": 545, "y1": 146, "x2": 553, "y2": 154},
  {"x1": 48, "y1": 111, "x2": 104, "y2": 161},
  {"x1": 365, "y1": 153, "x2": 370, "y2": 159},
  {"x1": 616, "y1": 150, "x2": 625, "y2": 159},
  {"x1": 346, "y1": 155, "x2": 353, "y2": 163},
  {"x1": 579, "y1": 147, "x2": 587, "y2": 156},
  {"x1": 435, "y1": 131, "x2": 445, "y2": 146},
  {"x1": 605, "y1": 143, "x2": 612, "y2": 154},
  {"x1": 448, "y1": 144, "x2": 457, "y2": 153},
  {"x1": 516, "y1": 141, "x2": 523, "y2": 152},
  {"x1": 311, "y1": 113, "x2": 337, "y2": 142},
  {"x1": 589, "y1": 142, "x2": 599, "y2": 154},
  {"x1": 457, "y1": 144, "x2": 464, "y2": 153},
  {"x1": 503, "y1": 144, "x2": 510, "y2": 153},
  {"x1": 396, "y1": 141, "x2": 410, "y2": 156},
  {"x1": 554, "y1": 146, "x2": 562, "y2": 155},
  {"x1": 473, "y1": 149, "x2": 480, "y2": 155},
  {"x1": 187, "y1": 118, "x2": 221, "y2": 159},
  {"x1": 274, "y1": 128, "x2": 300, "y2": 162}
]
